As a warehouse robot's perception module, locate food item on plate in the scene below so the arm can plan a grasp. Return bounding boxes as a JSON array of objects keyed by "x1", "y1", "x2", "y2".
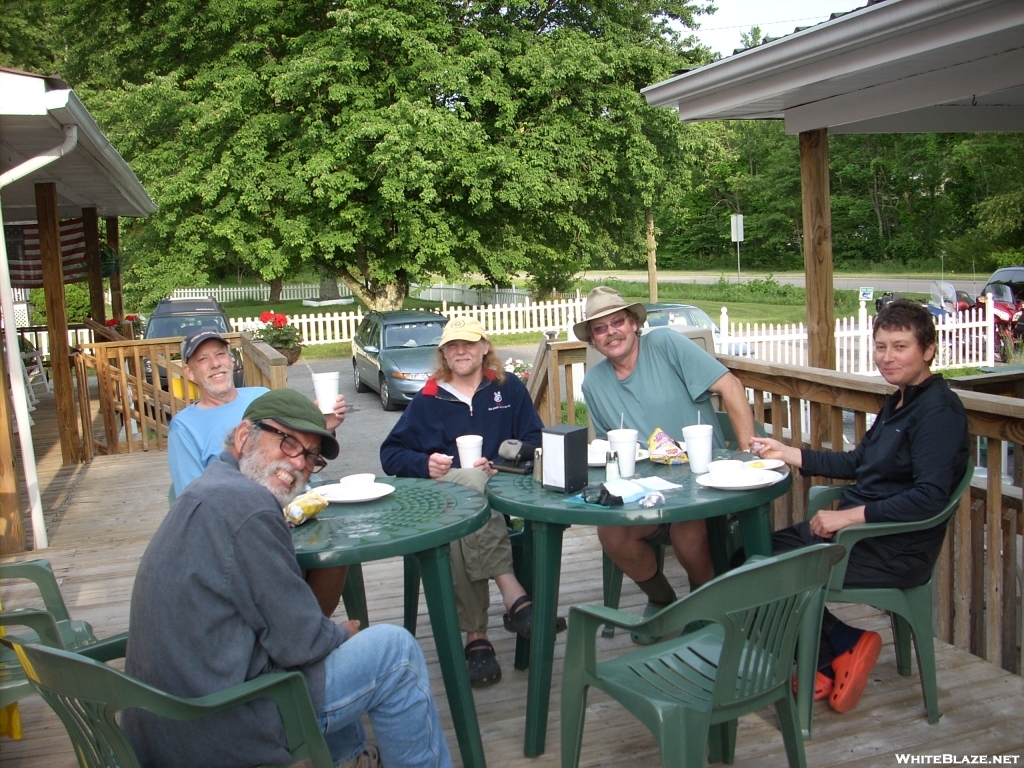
[
  {"x1": 284, "y1": 490, "x2": 329, "y2": 525},
  {"x1": 647, "y1": 428, "x2": 687, "y2": 465}
]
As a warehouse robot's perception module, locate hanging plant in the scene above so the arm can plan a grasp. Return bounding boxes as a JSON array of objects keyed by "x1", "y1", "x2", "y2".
[{"x1": 100, "y1": 244, "x2": 120, "y2": 277}]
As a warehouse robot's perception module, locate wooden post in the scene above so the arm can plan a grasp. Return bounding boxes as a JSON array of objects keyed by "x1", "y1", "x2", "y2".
[
  {"x1": 0, "y1": 344, "x2": 26, "y2": 553},
  {"x1": 646, "y1": 207, "x2": 658, "y2": 304},
  {"x1": 83, "y1": 206, "x2": 105, "y2": 323},
  {"x1": 800, "y1": 128, "x2": 835, "y2": 454},
  {"x1": 799, "y1": 129, "x2": 835, "y2": 370},
  {"x1": 106, "y1": 216, "x2": 124, "y2": 321},
  {"x1": 37, "y1": 182, "x2": 81, "y2": 464}
]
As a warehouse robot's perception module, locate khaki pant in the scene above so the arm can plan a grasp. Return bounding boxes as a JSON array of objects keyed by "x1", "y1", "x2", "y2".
[{"x1": 442, "y1": 468, "x2": 515, "y2": 633}]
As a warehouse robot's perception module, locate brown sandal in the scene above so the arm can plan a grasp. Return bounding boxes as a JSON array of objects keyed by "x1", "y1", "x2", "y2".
[{"x1": 465, "y1": 639, "x2": 501, "y2": 688}]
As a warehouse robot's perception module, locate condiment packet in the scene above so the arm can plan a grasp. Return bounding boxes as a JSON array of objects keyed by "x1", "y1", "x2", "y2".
[{"x1": 284, "y1": 490, "x2": 329, "y2": 526}]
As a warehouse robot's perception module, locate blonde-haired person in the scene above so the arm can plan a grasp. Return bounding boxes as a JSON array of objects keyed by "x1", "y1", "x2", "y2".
[{"x1": 380, "y1": 318, "x2": 563, "y2": 688}]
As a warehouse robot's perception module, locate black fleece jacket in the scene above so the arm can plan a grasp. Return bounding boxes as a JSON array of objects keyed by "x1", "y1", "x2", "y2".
[{"x1": 800, "y1": 374, "x2": 969, "y2": 567}]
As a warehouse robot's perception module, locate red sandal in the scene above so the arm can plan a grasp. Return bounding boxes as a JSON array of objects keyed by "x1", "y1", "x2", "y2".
[
  {"x1": 829, "y1": 631, "x2": 882, "y2": 713},
  {"x1": 792, "y1": 670, "x2": 835, "y2": 701}
]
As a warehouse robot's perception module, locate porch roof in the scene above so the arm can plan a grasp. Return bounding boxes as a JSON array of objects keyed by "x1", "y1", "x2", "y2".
[
  {"x1": 642, "y1": 0, "x2": 1024, "y2": 134},
  {"x1": 0, "y1": 68, "x2": 156, "y2": 223}
]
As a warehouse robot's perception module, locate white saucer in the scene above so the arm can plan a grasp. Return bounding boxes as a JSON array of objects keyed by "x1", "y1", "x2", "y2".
[
  {"x1": 695, "y1": 469, "x2": 785, "y2": 491},
  {"x1": 317, "y1": 483, "x2": 396, "y2": 504},
  {"x1": 743, "y1": 458, "x2": 785, "y2": 471}
]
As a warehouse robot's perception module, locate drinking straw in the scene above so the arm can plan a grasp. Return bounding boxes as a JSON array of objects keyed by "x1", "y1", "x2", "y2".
[
  {"x1": 697, "y1": 411, "x2": 701, "y2": 425},
  {"x1": 620, "y1": 413, "x2": 624, "y2": 430}
]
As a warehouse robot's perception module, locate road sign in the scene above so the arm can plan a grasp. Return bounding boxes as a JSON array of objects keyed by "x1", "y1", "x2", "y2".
[
  {"x1": 859, "y1": 287, "x2": 874, "y2": 302},
  {"x1": 730, "y1": 214, "x2": 744, "y2": 242}
]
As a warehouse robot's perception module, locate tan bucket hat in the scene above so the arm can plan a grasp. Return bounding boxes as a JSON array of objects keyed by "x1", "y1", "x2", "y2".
[
  {"x1": 440, "y1": 317, "x2": 489, "y2": 346},
  {"x1": 573, "y1": 287, "x2": 647, "y2": 342}
]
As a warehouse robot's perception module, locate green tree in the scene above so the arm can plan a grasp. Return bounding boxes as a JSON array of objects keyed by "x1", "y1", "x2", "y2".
[{"x1": 59, "y1": 0, "x2": 712, "y2": 308}]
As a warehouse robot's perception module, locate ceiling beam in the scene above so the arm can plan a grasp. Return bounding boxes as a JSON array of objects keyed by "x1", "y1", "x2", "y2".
[
  {"x1": 829, "y1": 104, "x2": 1024, "y2": 133},
  {"x1": 784, "y1": 46, "x2": 1024, "y2": 134}
]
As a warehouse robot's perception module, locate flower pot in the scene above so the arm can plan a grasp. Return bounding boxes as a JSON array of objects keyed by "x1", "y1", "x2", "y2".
[
  {"x1": 274, "y1": 345, "x2": 302, "y2": 365},
  {"x1": 101, "y1": 260, "x2": 119, "y2": 278}
]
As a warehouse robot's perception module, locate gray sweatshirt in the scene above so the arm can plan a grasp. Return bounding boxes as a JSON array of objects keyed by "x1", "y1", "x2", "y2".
[{"x1": 124, "y1": 452, "x2": 346, "y2": 767}]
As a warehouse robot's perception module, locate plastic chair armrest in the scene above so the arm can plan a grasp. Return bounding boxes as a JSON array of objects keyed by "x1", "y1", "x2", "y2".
[
  {"x1": 191, "y1": 671, "x2": 331, "y2": 766},
  {"x1": 806, "y1": 484, "x2": 850, "y2": 514},
  {"x1": 0, "y1": 609, "x2": 63, "y2": 647},
  {"x1": 569, "y1": 603, "x2": 643, "y2": 631},
  {"x1": 76, "y1": 632, "x2": 128, "y2": 662},
  {"x1": 0, "y1": 560, "x2": 72, "y2": 623}
]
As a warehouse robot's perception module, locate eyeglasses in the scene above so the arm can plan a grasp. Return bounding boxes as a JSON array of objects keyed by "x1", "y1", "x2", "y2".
[
  {"x1": 590, "y1": 315, "x2": 630, "y2": 337},
  {"x1": 254, "y1": 421, "x2": 327, "y2": 473}
]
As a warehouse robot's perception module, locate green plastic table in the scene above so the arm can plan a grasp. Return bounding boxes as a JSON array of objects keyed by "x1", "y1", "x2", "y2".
[
  {"x1": 486, "y1": 455, "x2": 792, "y2": 757},
  {"x1": 292, "y1": 477, "x2": 491, "y2": 768}
]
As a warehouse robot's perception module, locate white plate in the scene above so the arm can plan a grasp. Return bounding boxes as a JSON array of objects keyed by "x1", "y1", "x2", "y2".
[
  {"x1": 743, "y1": 458, "x2": 785, "y2": 471},
  {"x1": 695, "y1": 469, "x2": 785, "y2": 491},
  {"x1": 588, "y1": 449, "x2": 650, "y2": 467},
  {"x1": 317, "y1": 483, "x2": 396, "y2": 504}
]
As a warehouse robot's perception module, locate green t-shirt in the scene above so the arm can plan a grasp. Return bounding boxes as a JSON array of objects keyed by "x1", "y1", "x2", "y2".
[{"x1": 582, "y1": 328, "x2": 729, "y2": 448}]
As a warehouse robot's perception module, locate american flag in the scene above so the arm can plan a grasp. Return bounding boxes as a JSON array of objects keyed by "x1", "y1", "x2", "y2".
[{"x1": 6, "y1": 218, "x2": 89, "y2": 288}]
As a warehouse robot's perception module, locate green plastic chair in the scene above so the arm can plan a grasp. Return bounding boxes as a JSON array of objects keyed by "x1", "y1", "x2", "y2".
[
  {"x1": 0, "y1": 635, "x2": 333, "y2": 768},
  {"x1": 795, "y1": 462, "x2": 974, "y2": 733},
  {"x1": 601, "y1": 415, "x2": 767, "y2": 637},
  {"x1": 0, "y1": 560, "x2": 126, "y2": 708},
  {"x1": 562, "y1": 544, "x2": 844, "y2": 768}
]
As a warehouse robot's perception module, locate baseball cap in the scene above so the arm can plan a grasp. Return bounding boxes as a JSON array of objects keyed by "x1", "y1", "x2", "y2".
[
  {"x1": 181, "y1": 329, "x2": 229, "y2": 362},
  {"x1": 439, "y1": 317, "x2": 488, "y2": 346},
  {"x1": 242, "y1": 389, "x2": 340, "y2": 460}
]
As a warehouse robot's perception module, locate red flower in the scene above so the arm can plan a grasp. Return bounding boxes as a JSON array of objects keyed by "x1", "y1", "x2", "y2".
[
  {"x1": 259, "y1": 311, "x2": 274, "y2": 323},
  {"x1": 125, "y1": 314, "x2": 137, "y2": 321},
  {"x1": 272, "y1": 314, "x2": 288, "y2": 329},
  {"x1": 105, "y1": 318, "x2": 119, "y2": 326}
]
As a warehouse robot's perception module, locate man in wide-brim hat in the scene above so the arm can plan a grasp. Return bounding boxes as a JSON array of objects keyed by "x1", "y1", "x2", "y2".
[{"x1": 576, "y1": 286, "x2": 755, "y2": 641}]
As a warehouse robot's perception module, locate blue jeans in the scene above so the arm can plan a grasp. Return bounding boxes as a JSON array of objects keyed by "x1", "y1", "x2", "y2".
[{"x1": 319, "y1": 623, "x2": 452, "y2": 768}]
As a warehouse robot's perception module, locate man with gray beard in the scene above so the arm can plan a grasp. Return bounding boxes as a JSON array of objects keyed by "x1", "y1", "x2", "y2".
[{"x1": 124, "y1": 389, "x2": 451, "y2": 768}]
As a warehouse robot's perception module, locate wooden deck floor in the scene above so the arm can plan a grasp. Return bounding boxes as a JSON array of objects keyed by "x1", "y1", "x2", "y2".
[{"x1": 3, "y1": 398, "x2": 1023, "y2": 766}]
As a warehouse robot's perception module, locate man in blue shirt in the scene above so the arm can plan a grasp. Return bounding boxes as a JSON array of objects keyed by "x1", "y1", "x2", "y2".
[{"x1": 168, "y1": 328, "x2": 347, "y2": 615}]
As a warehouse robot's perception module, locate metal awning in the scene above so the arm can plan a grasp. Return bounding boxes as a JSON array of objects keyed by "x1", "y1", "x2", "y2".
[{"x1": 642, "y1": 0, "x2": 1024, "y2": 134}]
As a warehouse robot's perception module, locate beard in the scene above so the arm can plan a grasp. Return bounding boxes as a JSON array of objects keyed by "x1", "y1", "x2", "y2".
[{"x1": 239, "y1": 438, "x2": 305, "y2": 507}]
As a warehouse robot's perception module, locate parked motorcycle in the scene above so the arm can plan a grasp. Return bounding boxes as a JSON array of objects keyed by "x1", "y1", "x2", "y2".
[{"x1": 976, "y1": 282, "x2": 1023, "y2": 362}]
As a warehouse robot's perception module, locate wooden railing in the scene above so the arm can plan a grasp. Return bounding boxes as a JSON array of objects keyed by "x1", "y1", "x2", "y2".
[
  {"x1": 533, "y1": 339, "x2": 1024, "y2": 676},
  {"x1": 73, "y1": 332, "x2": 288, "y2": 458}
]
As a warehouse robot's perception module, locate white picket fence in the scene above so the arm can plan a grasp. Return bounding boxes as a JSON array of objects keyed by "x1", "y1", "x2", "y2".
[
  {"x1": 172, "y1": 284, "x2": 335, "y2": 302},
  {"x1": 719, "y1": 301, "x2": 995, "y2": 373},
  {"x1": 170, "y1": 282, "x2": 576, "y2": 305},
  {"x1": 13, "y1": 297, "x2": 995, "y2": 374},
  {"x1": 230, "y1": 298, "x2": 586, "y2": 344}
]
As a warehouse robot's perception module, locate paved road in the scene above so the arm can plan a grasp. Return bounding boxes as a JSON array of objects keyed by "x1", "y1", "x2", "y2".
[
  {"x1": 596, "y1": 272, "x2": 990, "y2": 298},
  {"x1": 289, "y1": 342, "x2": 541, "y2": 481}
]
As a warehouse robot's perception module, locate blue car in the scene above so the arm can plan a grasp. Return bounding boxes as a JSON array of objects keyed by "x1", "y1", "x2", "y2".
[{"x1": 352, "y1": 311, "x2": 448, "y2": 410}]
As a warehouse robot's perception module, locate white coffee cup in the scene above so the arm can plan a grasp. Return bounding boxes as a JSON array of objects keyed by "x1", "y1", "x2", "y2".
[
  {"x1": 607, "y1": 428, "x2": 639, "y2": 479},
  {"x1": 341, "y1": 472, "x2": 375, "y2": 489},
  {"x1": 707, "y1": 459, "x2": 743, "y2": 483},
  {"x1": 456, "y1": 435, "x2": 484, "y2": 468},
  {"x1": 311, "y1": 371, "x2": 340, "y2": 415},
  {"x1": 682, "y1": 424, "x2": 714, "y2": 474}
]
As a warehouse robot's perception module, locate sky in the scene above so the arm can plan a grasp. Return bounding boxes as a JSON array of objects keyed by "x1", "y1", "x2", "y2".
[{"x1": 684, "y1": 0, "x2": 869, "y2": 58}]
